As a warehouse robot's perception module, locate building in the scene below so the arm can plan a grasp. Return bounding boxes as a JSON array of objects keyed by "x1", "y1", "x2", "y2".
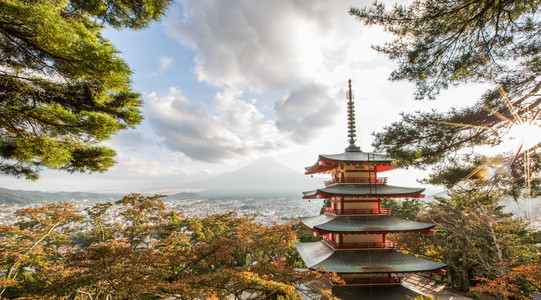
[{"x1": 295, "y1": 80, "x2": 446, "y2": 299}]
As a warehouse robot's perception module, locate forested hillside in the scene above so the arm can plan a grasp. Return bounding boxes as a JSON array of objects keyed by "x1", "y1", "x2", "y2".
[{"x1": 0, "y1": 194, "x2": 337, "y2": 299}]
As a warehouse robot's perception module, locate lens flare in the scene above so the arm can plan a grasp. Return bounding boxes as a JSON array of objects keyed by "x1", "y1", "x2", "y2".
[{"x1": 474, "y1": 166, "x2": 496, "y2": 179}]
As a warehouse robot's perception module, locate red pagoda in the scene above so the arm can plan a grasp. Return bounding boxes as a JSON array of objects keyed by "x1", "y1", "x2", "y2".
[{"x1": 295, "y1": 80, "x2": 446, "y2": 299}]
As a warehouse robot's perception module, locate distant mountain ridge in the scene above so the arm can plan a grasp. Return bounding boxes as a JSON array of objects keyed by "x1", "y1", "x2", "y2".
[
  {"x1": 0, "y1": 187, "x2": 119, "y2": 206},
  {"x1": 0, "y1": 158, "x2": 324, "y2": 205},
  {"x1": 169, "y1": 157, "x2": 323, "y2": 198}
]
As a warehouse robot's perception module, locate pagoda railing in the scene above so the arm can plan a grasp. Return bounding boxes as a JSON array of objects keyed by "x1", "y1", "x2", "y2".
[
  {"x1": 322, "y1": 237, "x2": 396, "y2": 249},
  {"x1": 323, "y1": 207, "x2": 391, "y2": 216},
  {"x1": 342, "y1": 275, "x2": 401, "y2": 285},
  {"x1": 325, "y1": 177, "x2": 387, "y2": 186}
]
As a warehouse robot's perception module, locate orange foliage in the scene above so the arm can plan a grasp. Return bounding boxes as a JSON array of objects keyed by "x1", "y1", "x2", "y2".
[
  {"x1": 0, "y1": 194, "x2": 337, "y2": 299},
  {"x1": 471, "y1": 264, "x2": 541, "y2": 299}
]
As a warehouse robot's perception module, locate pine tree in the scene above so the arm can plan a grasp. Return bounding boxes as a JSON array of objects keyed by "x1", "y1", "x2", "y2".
[
  {"x1": 350, "y1": 1, "x2": 541, "y2": 193},
  {"x1": 0, "y1": 0, "x2": 172, "y2": 179}
]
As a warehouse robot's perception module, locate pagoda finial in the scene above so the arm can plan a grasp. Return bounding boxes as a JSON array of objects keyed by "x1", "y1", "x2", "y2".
[{"x1": 345, "y1": 79, "x2": 361, "y2": 152}]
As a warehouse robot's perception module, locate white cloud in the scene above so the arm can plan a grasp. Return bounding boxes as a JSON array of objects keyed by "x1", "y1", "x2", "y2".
[
  {"x1": 105, "y1": 130, "x2": 153, "y2": 152},
  {"x1": 146, "y1": 88, "x2": 287, "y2": 162},
  {"x1": 159, "y1": 0, "x2": 395, "y2": 156},
  {"x1": 110, "y1": 153, "x2": 193, "y2": 178},
  {"x1": 165, "y1": 0, "x2": 375, "y2": 91},
  {"x1": 160, "y1": 56, "x2": 175, "y2": 71},
  {"x1": 275, "y1": 83, "x2": 340, "y2": 143},
  {"x1": 150, "y1": 56, "x2": 176, "y2": 76}
]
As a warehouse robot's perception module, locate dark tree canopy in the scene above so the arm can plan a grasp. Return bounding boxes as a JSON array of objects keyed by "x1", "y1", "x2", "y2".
[
  {"x1": 351, "y1": 0, "x2": 541, "y2": 194},
  {"x1": 0, "y1": 0, "x2": 172, "y2": 179}
]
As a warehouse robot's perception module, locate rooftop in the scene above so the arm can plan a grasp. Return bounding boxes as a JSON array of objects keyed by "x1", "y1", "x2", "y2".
[
  {"x1": 305, "y1": 152, "x2": 394, "y2": 174},
  {"x1": 296, "y1": 241, "x2": 446, "y2": 274},
  {"x1": 300, "y1": 214, "x2": 435, "y2": 234},
  {"x1": 303, "y1": 184, "x2": 425, "y2": 198}
]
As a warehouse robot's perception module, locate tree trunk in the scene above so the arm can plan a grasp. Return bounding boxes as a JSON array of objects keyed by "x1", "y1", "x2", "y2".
[{"x1": 461, "y1": 241, "x2": 470, "y2": 291}]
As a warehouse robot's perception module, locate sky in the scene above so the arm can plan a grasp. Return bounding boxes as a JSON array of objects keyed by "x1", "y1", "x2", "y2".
[{"x1": 1, "y1": 0, "x2": 489, "y2": 194}]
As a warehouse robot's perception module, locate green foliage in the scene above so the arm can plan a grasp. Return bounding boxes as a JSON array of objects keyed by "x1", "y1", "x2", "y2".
[
  {"x1": 0, "y1": 0, "x2": 172, "y2": 179},
  {"x1": 382, "y1": 197, "x2": 426, "y2": 221},
  {"x1": 320, "y1": 198, "x2": 331, "y2": 215},
  {"x1": 371, "y1": 108, "x2": 500, "y2": 169},
  {"x1": 286, "y1": 221, "x2": 320, "y2": 268},
  {"x1": 290, "y1": 220, "x2": 320, "y2": 243},
  {"x1": 351, "y1": 0, "x2": 541, "y2": 193},
  {"x1": 351, "y1": 0, "x2": 541, "y2": 100},
  {"x1": 423, "y1": 154, "x2": 541, "y2": 198},
  {"x1": 397, "y1": 190, "x2": 536, "y2": 292},
  {"x1": 71, "y1": 0, "x2": 172, "y2": 29}
]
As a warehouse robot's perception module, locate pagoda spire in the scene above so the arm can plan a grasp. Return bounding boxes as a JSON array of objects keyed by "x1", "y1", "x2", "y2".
[{"x1": 345, "y1": 79, "x2": 361, "y2": 152}]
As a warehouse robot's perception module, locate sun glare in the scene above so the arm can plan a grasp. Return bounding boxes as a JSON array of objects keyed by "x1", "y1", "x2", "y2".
[{"x1": 506, "y1": 122, "x2": 541, "y2": 151}]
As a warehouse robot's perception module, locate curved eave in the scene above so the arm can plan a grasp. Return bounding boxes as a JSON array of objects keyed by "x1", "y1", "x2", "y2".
[
  {"x1": 303, "y1": 190, "x2": 319, "y2": 198},
  {"x1": 305, "y1": 162, "x2": 333, "y2": 175},
  {"x1": 299, "y1": 215, "x2": 436, "y2": 234},
  {"x1": 305, "y1": 152, "x2": 394, "y2": 175},
  {"x1": 302, "y1": 184, "x2": 425, "y2": 199},
  {"x1": 295, "y1": 241, "x2": 446, "y2": 274}
]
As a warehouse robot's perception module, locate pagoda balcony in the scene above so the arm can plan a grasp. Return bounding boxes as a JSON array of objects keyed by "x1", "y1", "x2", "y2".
[
  {"x1": 322, "y1": 236, "x2": 397, "y2": 249},
  {"x1": 323, "y1": 207, "x2": 391, "y2": 216},
  {"x1": 341, "y1": 275, "x2": 401, "y2": 286},
  {"x1": 325, "y1": 177, "x2": 387, "y2": 186}
]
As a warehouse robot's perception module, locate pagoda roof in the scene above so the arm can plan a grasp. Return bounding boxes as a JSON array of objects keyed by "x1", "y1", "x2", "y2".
[
  {"x1": 303, "y1": 184, "x2": 425, "y2": 198},
  {"x1": 295, "y1": 241, "x2": 446, "y2": 274},
  {"x1": 305, "y1": 151, "x2": 393, "y2": 174},
  {"x1": 300, "y1": 214, "x2": 435, "y2": 234},
  {"x1": 332, "y1": 284, "x2": 426, "y2": 300}
]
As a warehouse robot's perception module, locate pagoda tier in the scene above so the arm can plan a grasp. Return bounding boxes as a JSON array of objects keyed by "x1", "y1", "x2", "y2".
[
  {"x1": 303, "y1": 184, "x2": 426, "y2": 199},
  {"x1": 300, "y1": 214, "x2": 435, "y2": 234},
  {"x1": 305, "y1": 152, "x2": 394, "y2": 175},
  {"x1": 296, "y1": 241, "x2": 446, "y2": 274}
]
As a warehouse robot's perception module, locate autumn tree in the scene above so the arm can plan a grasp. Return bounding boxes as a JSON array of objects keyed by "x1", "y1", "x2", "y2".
[
  {"x1": 5, "y1": 196, "x2": 339, "y2": 300},
  {"x1": 83, "y1": 202, "x2": 117, "y2": 244},
  {"x1": 0, "y1": 0, "x2": 172, "y2": 180},
  {"x1": 471, "y1": 264, "x2": 541, "y2": 299},
  {"x1": 164, "y1": 212, "x2": 338, "y2": 299},
  {"x1": 50, "y1": 239, "x2": 170, "y2": 299},
  {"x1": 350, "y1": 0, "x2": 541, "y2": 194},
  {"x1": 44, "y1": 194, "x2": 172, "y2": 299},
  {"x1": 0, "y1": 202, "x2": 83, "y2": 298},
  {"x1": 115, "y1": 193, "x2": 169, "y2": 248},
  {"x1": 396, "y1": 191, "x2": 534, "y2": 291}
]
